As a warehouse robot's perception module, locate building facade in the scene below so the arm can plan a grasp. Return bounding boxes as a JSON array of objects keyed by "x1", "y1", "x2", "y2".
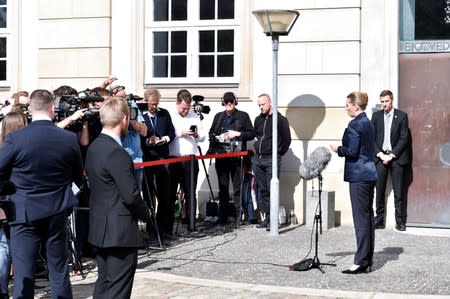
[{"x1": 2, "y1": 0, "x2": 448, "y2": 227}]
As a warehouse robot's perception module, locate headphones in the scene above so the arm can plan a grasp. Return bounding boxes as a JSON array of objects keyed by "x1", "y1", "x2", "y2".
[{"x1": 221, "y1": 92, "x2": 238, "y2": 106}]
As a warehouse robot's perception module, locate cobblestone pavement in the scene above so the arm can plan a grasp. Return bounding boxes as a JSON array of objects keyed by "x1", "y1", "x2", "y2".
[{"x1": 34, "y1": 223, "x2": 450, "y2": 298}]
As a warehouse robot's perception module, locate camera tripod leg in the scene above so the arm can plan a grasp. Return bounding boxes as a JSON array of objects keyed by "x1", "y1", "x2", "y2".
[
  {"x1": 142, "y1": 170, "x2": 163, "y2": 250},
  {"x1": 68, "y1": 211, "x2": 85, "y2": 278}
]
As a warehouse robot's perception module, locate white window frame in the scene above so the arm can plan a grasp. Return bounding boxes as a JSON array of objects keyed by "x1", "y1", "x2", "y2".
[
  {"x1": 144, "y1": 0, "x2": 240, "y2": 85},
  {"x1": 0, "y1": 0, "x2": 11, "y2": 87}
]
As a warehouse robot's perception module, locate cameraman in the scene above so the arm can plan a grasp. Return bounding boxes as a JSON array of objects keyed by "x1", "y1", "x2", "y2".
[
  {"x1": 208, "y1": 92, "x2": 255, "y2": 226},
  {"x1": 113, "y1": 84, "x2": 147, "y2": 191},
  {"x1": 53, "y1": 85, "x2": 91, "y2": 146}
]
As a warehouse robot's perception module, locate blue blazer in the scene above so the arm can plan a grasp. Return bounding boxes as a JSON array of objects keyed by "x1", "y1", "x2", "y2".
[
  {"x1": 337, "y1": 112, "x2": 378, "y2": 182},
  {"x1": 0, "y1": 120, "x2": 83, "y2": 224}
]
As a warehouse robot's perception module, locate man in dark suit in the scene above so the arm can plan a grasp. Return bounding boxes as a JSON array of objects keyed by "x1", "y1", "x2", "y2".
[
  {"x1": 0, "y1": 89, "x2": 84, "y2": 298},
  {"x1": 140, "y1": 88, "x2": 175, "y2": 240},
  {"x1": 86, "y1": 97, "x2": 151, "y2": 299},
  {"x1": 371, "y1": 89, "x2": 412, "y2": 231}
]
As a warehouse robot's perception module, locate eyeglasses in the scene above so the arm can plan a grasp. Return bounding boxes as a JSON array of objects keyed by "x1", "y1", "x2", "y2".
[
  {"x1": 111, "y1": 86, "x2": 125, "y2": 95},
  {"x1": 224, "y1": 100, "x2": 235, "y2": 105}
]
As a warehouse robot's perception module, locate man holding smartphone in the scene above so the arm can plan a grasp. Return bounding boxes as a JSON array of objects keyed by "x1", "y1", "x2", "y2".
[{"x1": 168, "y1": 90, "x2": 206, "y2": 232}]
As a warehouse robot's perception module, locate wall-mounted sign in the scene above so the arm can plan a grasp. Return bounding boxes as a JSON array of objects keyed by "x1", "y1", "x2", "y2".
[{"x1": 399, "y1": 40, "x2": 450, "y2": 53}]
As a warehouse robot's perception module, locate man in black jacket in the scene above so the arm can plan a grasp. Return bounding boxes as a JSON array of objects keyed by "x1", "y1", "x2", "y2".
[
  {"x1": 253, "y1": 93, "x2": 291, "y2": 229},
  {"x1": 208, "y1": 92, "x2": 256, "y2": 225}
]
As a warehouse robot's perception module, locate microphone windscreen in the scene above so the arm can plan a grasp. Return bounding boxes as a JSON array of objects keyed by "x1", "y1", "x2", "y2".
[
  {"x1": 0, "y1": 181, "x2": 16, "y2": 196},
  {"x1": 299, "y1": 147, "x2": 332, "y2": 180}
]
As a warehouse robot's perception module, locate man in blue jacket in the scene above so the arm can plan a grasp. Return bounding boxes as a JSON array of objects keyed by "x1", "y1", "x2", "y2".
[{"x1": 0, "y1": 89, "x2": 84, "y2": 298}]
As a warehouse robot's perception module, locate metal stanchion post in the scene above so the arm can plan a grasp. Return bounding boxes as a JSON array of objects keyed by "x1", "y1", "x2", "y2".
[{"x1": 189, "y1": 155, "x2": 196, "y2": 231}]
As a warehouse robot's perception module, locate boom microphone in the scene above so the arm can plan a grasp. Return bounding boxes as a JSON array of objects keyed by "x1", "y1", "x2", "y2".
[
  {"x1": 299, "y1": 147, "x2": 332, "y2": 180},
  {"x1": 0, "y1": 181, "x2": 16, "y2": 196}
]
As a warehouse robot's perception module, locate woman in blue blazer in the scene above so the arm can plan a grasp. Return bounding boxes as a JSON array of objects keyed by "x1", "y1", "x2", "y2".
[{"x1": 330, "y1": 91, "x2": 378, "y2": 274}]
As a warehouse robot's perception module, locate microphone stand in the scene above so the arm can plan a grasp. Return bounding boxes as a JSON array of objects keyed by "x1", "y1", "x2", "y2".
[{"x1": 289, "y1": 173, "x2": 336, "y2": 273}]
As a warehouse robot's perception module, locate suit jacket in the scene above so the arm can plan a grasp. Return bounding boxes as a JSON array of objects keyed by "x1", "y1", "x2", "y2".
[
  {"x1": 337, "y1": 112, "x2": 378, "y2": 182},
  {"x1": 208, "y1": 109, "x2": 255, "y2": 153},
  {"x1": 371, "y1": 108, "x2": 411, "y2": 165},
  {"x1": 0, "y1": 120, "x2": 83, "y2": 224},
  {"x1": 141, "y1": 108, "x2": 175, "y2": 159},
  {"x1": 86, "y1": 133, "x2": 150, "y2": 248}
]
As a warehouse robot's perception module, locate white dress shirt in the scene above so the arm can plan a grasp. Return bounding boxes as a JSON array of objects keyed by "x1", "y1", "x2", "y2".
[{"x1": 169, "y1": 110, "x2": 205, "y2": 156}]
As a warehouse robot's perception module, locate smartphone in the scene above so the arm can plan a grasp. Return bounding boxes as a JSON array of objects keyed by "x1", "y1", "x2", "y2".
[{"x1": 190, "y1": 125, "x2": 197, "y2": 132}]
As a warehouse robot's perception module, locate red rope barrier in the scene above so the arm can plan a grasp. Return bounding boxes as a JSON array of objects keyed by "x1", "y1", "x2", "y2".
[{"x1": 134, "y1": 151, "x2": 249, "y2": 168}]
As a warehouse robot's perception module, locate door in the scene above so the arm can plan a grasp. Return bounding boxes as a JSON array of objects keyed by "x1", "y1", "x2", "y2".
[{"x1": 399, "y1": 53, "x2": 450, "y2": 227}]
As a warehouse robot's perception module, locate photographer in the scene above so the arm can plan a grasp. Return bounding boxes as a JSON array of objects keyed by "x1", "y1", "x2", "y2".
[
  {"x1": 53, "y1": 85, "x2": 91, "y2": 146},
  {"x1": 113, "y1": 84, "x2": 147, "y2": 191},
  {"x1": 208, "y1": 92, "x2": 255, "y2": 226}
]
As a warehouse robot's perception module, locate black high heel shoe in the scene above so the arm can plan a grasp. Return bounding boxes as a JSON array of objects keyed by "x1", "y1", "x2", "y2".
[{"x1": 341, "y1": 264, "x2": 371, "y2": 274}]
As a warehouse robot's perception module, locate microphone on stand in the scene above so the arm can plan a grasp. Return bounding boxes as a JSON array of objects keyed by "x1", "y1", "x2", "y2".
[
  {"x1": 290, "y1": 147, "x2": 336, "y2": 272},
  {"x1": 299, "y1": 146, "x2": 332, "y2": 180}
]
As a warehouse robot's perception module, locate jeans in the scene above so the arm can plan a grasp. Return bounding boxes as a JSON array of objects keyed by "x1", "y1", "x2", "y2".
[{"x1": 0, "y1": 228, "x2": 10, "y2": 295}]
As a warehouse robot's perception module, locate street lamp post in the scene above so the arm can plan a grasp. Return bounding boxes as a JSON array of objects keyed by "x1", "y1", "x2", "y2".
[{"x1": 253, "y1": 9, "x2": 299, "y2": 235}]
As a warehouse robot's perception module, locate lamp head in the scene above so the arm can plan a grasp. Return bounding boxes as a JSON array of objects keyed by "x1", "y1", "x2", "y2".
[{"x1": 253, "y1": 9, "x2": 300, "y2": 36}]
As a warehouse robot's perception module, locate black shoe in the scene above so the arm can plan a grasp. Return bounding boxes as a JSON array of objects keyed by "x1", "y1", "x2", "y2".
[
  {"x1": 249, "y1": 218, "x2": 258, "y2": 225},
  {"x1": 256, "y1": 220, "x2": 269, "y2": 229},
  {"x1": 396, "y1": 224, "x2": 406, "y2": 231},
  {"x1": 162, "y1": 232, "x2": 176, "y2": 241},
  {"x1": 342, "y1": 265, "x2": 371, "y2": 274},
  {"x1": 375, "y1": 224, "x2": 385, "y2": 229}
]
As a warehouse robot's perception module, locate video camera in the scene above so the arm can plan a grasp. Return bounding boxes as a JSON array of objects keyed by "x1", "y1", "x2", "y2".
[
  {"x1": 54, "y1": 89, "x2": 103, "y2": 122},
  {"x1": 192, "y1": 95, "x2": 210, "y2": 120},
  {"x1": 124, "y1": 94, "x2": 147, "y2": 121},
  {"x1": 0, "y1": 104, "x2": 32, "y2": 124}
]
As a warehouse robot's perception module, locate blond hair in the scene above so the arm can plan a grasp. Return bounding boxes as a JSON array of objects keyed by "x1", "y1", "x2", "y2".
[
  {"x1": 347, "y1": 91, "x2": 369, "y2": 111},
  {"x1": 99, "y1": 97, "x2": 129, "y2": 128}
]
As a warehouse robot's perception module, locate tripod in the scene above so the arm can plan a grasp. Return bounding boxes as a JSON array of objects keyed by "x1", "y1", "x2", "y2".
[
  {"x1": 198, "y1": 146, "x2": 219, "y2": 221},
  {"x1": 67, "y1": 210, "x2": 85, "y2": 277},
  {"x1": 142, "y1": 169, "x2": 163, "y2": 249},
  {"x1": 289, "y1": 174, "x2": 336, "y2": 273}
]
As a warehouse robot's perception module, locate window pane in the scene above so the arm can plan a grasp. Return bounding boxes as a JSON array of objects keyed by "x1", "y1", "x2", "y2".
[
  {"x1": 171, "y1": 31, "x2": 186, "y2": 53},
  {"x1": 200, "y1": 0, "x2": 215, "y2": 20},
  {"x1": 153, "y1": 32, "x2": 168, "y2": 53},
  {"x1": 217, "y1": 55, "x2": 233, "y2": 77},
  {"x1": 0, "y1": 1, "x2": 6, "y2": 5},
  {"x1": 171, "y1": 56, "x2": 186, "y2": 77},
  {"x1": 218, "y1": 30, "x2": 234, "y2": 52},
  {"x1": 154, "y1": 0, "x2": 168, "y2": 21},
  {"x1": 218, "y1": 0, "x2": 234, "y2": 19},
  {"x1": 415, "y1": 0, "x2": 450, "y2": 39},
  {"x1": 153, "y1": 56, "x2": 168, "y2": 77},
  {"x1": 0, "y1": 60, "x2": 6, "y2": 80},
  {"x1": 199, "y1": 31, "x2": 214, "y2": 52},
  {"x1": 0, "y1": 38, "x2": 5, "y2": 58},
  {"x1": 199, "y1": 55, "x2": 214, "y2": 77},
  {"x1": 172, "y1": 0, "x2": 187, "y2": 21},
  {"x1": 0, "y1": 8, "x2": 6, "y2": 28}
]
